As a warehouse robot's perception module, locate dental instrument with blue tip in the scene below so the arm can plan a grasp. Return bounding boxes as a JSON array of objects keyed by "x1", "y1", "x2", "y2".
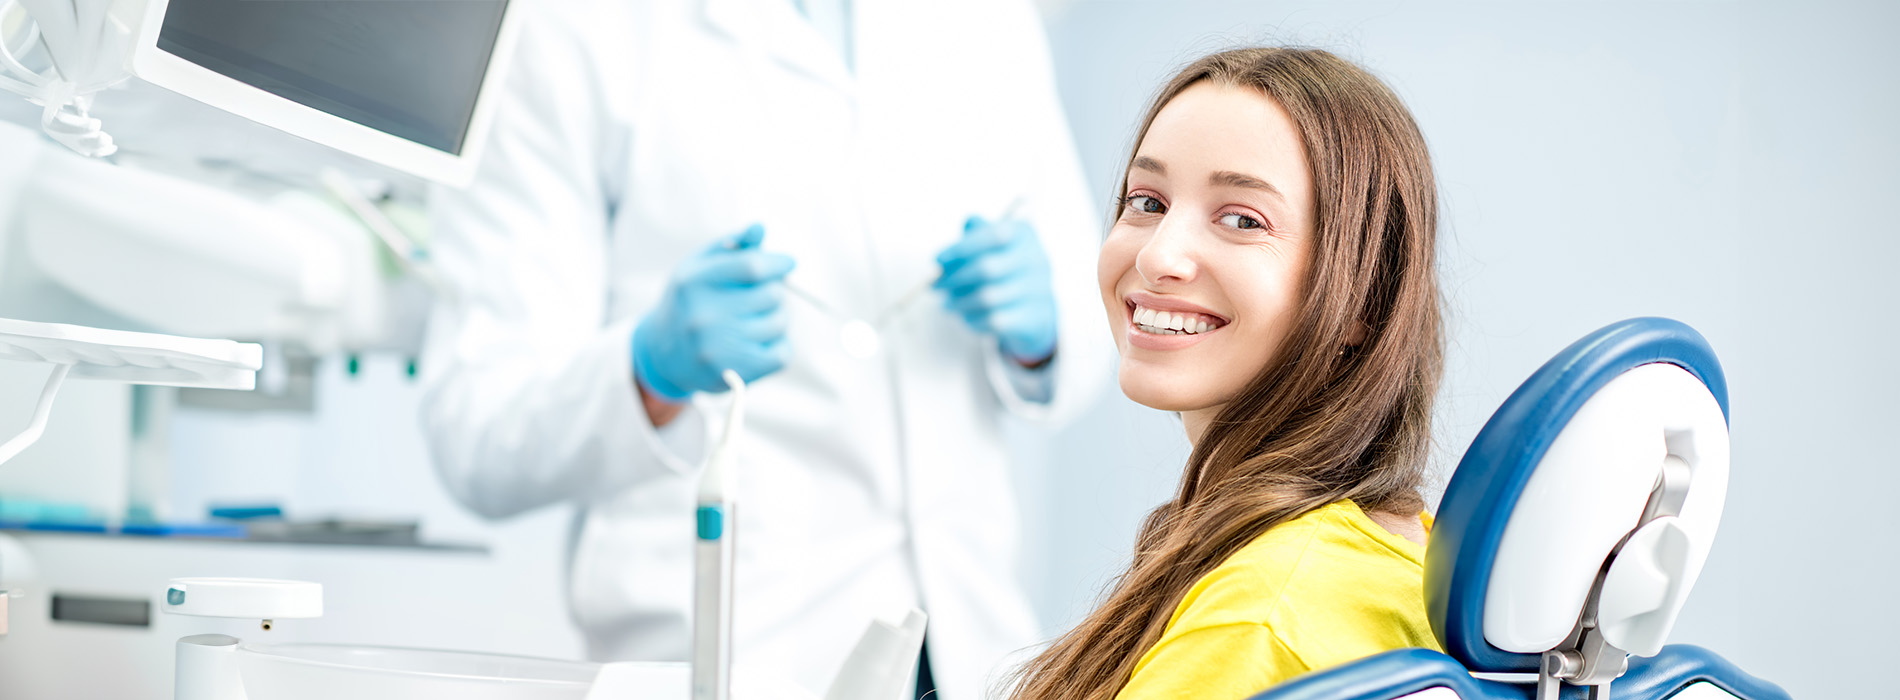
[
  {"x1": 689, "y1": 368, "x2": 934, "y2": 700},
  {"x1": 694, "y1": 369, "x2": 747, "y2": 700},
  {"x1": 778, "y1": 196, "x2": 1030, "y2": 360}
]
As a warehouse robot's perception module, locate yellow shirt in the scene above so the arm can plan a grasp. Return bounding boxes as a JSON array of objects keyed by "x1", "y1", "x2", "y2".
[{"x1": 1114, "y1": 500, "x2": 1441, "y2": 700}]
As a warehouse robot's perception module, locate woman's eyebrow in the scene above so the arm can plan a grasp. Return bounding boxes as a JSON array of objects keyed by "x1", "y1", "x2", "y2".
[
  {"x1": 1210, "y1": 170, "x2": 1283, "y2": 198},
  {"x1": 1132, "y1": 156, "x2": 1166, "y2": 175}
]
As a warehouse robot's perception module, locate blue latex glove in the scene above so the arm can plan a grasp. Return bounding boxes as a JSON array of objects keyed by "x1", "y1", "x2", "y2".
[
  {"x1": 633, "y1": 224, "x2": 795, "y2": 401},
  {"x1": 934, "y1": 215, "x2": 1058, "y2": 365}
]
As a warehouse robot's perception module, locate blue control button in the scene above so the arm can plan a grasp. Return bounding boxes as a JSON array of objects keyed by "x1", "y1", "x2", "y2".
[
  {"x1": 696, "y1": 505, "x2": 724, "y2": 541},
  {"x1": 167, "y1": 588, "x2": 186, "y2": 606}
]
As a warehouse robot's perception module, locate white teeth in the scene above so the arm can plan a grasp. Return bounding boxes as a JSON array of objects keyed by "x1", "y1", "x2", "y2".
[{"x1": 1131, "y1": 303, "x2": 1221, "y2": 336}]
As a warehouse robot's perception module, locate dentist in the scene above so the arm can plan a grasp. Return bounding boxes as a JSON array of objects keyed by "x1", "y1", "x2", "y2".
[{"x1": 418, "y1": 1, "x2": 1105, "y2": 699}]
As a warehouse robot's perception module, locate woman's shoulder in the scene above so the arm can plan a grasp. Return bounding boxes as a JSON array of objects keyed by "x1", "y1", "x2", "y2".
[
  {"x1": 1165, "y1": 500, "x2": 1429, "y2": 634},
  {"x1": 1120, "y1": 502, "x2": 1441, "y2": 699}
]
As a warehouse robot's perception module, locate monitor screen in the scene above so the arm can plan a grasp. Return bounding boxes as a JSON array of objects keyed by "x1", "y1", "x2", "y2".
[{"x1": 155, "y1": 0, "x2": 508, "y2": 156}]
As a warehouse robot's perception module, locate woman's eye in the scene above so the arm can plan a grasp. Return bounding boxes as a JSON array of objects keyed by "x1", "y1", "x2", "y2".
[
  {"x1": 1123, "y1": 195, "x2": 1165, "y2": 215},
  {"x1": 1218, "y1": 212, "x2": 1264, "y2": 230}
]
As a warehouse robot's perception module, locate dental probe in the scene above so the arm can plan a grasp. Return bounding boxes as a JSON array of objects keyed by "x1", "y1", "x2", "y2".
[
  {"x1": 782, "y1": 282, "x2": 843, "y2": 319},
  {"x1": 764, "y1": 194, "x2": 1028, "y2": 359},
  {"x1": 693, "y1": 370, "x2": 747, "y2": 700},
  {"x1": 874, "y1": 195, "x2": 1028, "y2": 327}
]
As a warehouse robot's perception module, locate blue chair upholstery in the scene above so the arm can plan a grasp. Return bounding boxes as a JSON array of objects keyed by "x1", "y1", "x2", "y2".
[
  {"x1": 1616, "y1": 646, "x2": 1789, "y2": 700},
  {"x1": 1249, "y1": 645, "x2": 1790, "y2": 700},
  {"x1": 1240, "y1": 648, "x2": 1531, "y2": 700},
  {"x1": 1245, "y1": 319, "x2": 1789, "y2": 700}
]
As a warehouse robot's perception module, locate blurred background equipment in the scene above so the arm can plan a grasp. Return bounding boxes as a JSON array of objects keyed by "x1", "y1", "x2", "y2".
[
  {"x1": 0, "y1": 0, "x2": 517, "y2": 184},
  {"x1": 0, "y1": 2, "x2": 559, "y2": 698}
]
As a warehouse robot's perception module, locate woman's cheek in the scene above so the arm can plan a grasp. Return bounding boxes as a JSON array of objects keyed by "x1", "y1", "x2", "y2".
[
  {"x1": 1097, "y1": 231, "x2": 1138, "y2": 307},
  {"x1": 1097, "y1": 229, "x2": 1134, "y2": 287}
]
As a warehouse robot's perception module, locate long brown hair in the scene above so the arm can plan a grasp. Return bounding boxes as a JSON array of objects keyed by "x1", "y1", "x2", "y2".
[{"x1": 1008, "y1": 47, "x2": 1442, "y2": 700}]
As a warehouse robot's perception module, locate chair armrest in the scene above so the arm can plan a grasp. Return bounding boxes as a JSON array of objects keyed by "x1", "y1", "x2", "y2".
[
  {"x1": 1616, "y1": 646, "x2": 1792, "y2": 700},
  {"x1": 1245, "y1": 648, "x2": 1530, "y2": 700}
]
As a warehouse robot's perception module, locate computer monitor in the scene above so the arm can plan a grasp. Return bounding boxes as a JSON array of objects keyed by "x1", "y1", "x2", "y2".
[{"x1": 128, "y1": 0, "x2": 520, "y2": 186}]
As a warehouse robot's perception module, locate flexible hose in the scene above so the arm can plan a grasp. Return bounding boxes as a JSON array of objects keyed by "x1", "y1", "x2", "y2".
[
  {"x1": 0, "y1": 364, "x2": 73, "y2": 468},
  {"x1": 0, "y1": 0, "x2": 50, "y2": 91},
  {"x1": 0, "y1": 0, "x2": 123, "y2": 155}
]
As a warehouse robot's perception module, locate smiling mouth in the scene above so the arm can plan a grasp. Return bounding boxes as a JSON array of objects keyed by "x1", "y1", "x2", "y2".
[{"x1": 1126, "y1": 300, "x2": 1229, "y2": 336}]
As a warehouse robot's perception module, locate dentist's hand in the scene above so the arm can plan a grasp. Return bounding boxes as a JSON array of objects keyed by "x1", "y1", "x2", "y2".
[
  {"x1": 934, "y1": 216, "x2": 1058, "y2": 366},
  {"x1": 633, "y1": 224, "x2": 794, "y2": 403}
]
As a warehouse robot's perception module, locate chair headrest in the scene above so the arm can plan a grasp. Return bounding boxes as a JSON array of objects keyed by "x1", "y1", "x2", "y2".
[{"x1": 1425, "y1": 318, "x2": 1730, "y2": 674}]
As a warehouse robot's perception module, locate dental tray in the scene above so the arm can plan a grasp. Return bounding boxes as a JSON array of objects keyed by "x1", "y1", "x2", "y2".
[
  {"x1": 1, "y1": 317, "x2": 261, "y2": 468},
  {"x1": 0, "y1": 317, "x2": 261, "y2": 389}
]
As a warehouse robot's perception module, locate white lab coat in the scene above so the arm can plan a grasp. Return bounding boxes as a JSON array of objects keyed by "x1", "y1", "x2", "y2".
[{"x1": 420, "y1": 1, "x2": 1106, "y2": 698}]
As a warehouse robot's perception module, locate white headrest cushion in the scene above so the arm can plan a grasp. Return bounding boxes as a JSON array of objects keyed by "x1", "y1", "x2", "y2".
[{"x1": 1483, "y1": 363, "x2": 1729, "y2": 654}]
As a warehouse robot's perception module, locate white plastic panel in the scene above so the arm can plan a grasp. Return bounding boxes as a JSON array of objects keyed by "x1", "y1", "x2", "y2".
[
  {"x1": 1484, "y1": 363, "x2": 1730, "y2": 653},
  {"x1": 1393, "y1": 688, "x2": 1463, "y2": 700},
  {"x1": 1670, "y1": 681, "x2": 1742, "y2": 699},
  {"x1": 586, "y1": 662, "x2": 692, "y2": 700},
  {"x1": 236, "y1": 644, "x2": 613, "y2": 700},
  {"x1": 1597, "y1": 370, "x2": 1729, "y2": 654}
]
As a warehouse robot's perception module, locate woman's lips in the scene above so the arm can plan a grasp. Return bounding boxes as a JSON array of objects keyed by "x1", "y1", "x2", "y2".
[
  {"x1": 1123, "y1": 291, "x2": 1228, "y2": 325},
  {"x1": 1124, "y1": 299, "x2": 1223, "y2": 351}
]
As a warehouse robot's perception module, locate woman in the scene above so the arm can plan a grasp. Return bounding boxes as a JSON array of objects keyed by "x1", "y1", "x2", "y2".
[{"x1": 1011, "y1": 48, "x2": 1443, "y2": 700}]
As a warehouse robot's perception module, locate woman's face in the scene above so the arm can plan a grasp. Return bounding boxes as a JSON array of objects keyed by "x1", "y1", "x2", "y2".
[{"x1": 1099, "y1": 81, "x2": 1317, "y2": 433}]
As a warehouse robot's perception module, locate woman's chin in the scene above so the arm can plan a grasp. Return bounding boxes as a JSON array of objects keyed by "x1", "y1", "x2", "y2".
[{"x1": 1117, "y1": 370, "x2": 1217, "y2": 414}]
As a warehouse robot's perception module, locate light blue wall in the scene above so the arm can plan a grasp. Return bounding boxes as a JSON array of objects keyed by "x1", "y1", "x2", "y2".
[{"x1": 1026, "y1": 2, "x2": 1897, "y2": 697}]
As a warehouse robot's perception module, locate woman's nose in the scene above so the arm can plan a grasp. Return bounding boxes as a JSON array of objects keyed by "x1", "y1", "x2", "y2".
[{"x1": 1135, "y1": 214, "x2": 1198, "y2": 286}]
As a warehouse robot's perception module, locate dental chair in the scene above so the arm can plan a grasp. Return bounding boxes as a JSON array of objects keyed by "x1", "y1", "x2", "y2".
[{"x1": 1250, "y1": 318, "x2": 1790, "y2": 700}]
